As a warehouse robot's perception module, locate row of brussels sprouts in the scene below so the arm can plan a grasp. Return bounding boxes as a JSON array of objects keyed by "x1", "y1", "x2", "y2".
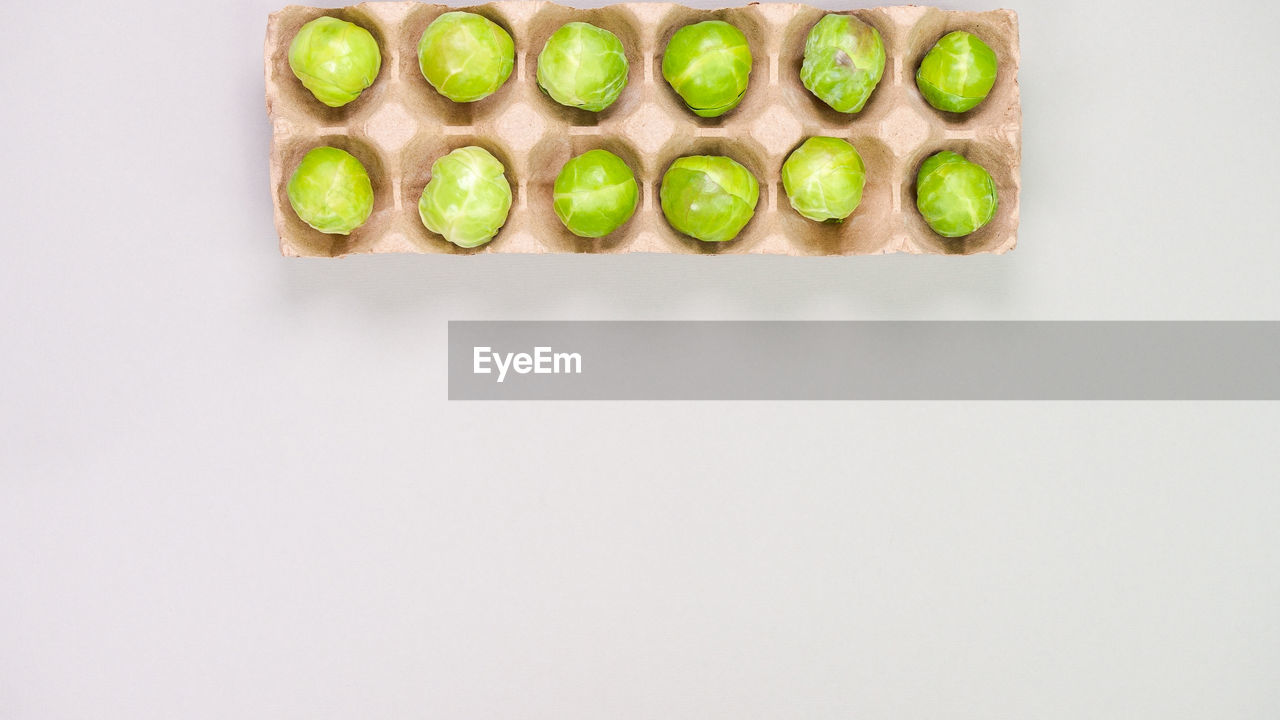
[
  {"x1": 288, "y1": 12, "x2": 1000, "y2": 117},
  {"x1": 286, "y1": 139, "x2": 998, "y2": 246}
]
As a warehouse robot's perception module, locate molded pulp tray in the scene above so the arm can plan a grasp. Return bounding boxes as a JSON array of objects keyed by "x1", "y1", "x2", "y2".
[{"x1": 265, "y1": 2, "x2": 1021, "y2": 256}]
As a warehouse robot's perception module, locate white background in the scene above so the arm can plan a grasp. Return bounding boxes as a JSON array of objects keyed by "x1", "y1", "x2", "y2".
[{"x1": 1, "y1": 0, "x2": 1278, "y2": 718}]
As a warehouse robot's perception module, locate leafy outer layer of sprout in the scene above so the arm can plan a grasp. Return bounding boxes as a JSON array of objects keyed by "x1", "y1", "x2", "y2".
[
  {"x1": 800, "y1": 14, "x2": 886, "y2": 114},
  {"x1": 536, "y1": 22, "x2": 629, "y2": 112},
  {"x1": 661, "y1": 21, "x2": 752, "y2": 118},
  {"x1": 660, "y1": 155, "x2": 760, "y2": 242},
  {"x1": 417, "y1": 12, "x2": 514, "y2": 103},
  {"x1": 781, "y1": 137, "x2": 866, "y2": 223},
  {"x1": 915, "y1": 150, "x2": 998, "y2": 237},
  {"x1": 287, "y1": 147, "x2": 375, "y2": 235},
  {"x1": 418, "y1": 146, "x2": 512, "y2": 248},
  {"x1": 287, "y1": 17, "x2": 382, "y2": 108},
  {"x1": 915, "y1": 31, "x2": 998, "y2": 113},
  {"x1": 553, "y1": 150, "x2": 639, "y2": 238}
]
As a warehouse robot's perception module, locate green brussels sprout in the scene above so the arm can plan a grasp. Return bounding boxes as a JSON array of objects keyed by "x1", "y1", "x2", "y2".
[
  {"x1": 288, "y1": 16, "x2": 382, "y2": 108},
  {"x1": 418, "y1": 146, "x2": 512, "y2": 248},
  {"x1": 287, "y1": 146, "x2": 375, "y2": 235},
  {"x1": 915, "y1": 150, "x2": 998, "y2": 237},
  {"x1": 660, "y1": 155, "x2": 759, "y2": 243},
  {"x1": 781, "y1": 137, "x2": 866, "y2": 223},
  {"x1": 916, "y1": 31, "x2": 998, "y2": 113},
  {"x1": 800, "y1": 14, "x2": 886, "y2": 114},
  {"x1": 417, "y1": 12, "x2": 515, "y2": 103},
  {"x1": 536, "y1": 22, "x2": 629, "y2": 112},
  {"x1": 553, "y1": 150, "x2": 639, "y2": 238},
  {"x1": 661, "y1": 21, "x2": 753, "y2": 118}
]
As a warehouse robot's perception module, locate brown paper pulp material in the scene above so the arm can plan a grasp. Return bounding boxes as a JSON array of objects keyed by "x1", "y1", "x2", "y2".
[{"x1": 265, "y1": 2, "x2": 1021, "y2": 257}]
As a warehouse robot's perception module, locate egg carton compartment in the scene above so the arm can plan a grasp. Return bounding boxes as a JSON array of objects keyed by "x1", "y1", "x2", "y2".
[
  {"x1": 272, "y1": 132, "x2": 397, "y2": 256},
  {"x1": 899, "y1": 132, "x2": 1020, "y2": 255},
  {"x1": 265, "y1": 1, "x2": 1021, "y2": 257}
]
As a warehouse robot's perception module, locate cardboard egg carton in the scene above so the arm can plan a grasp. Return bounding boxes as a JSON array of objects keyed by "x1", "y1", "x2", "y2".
[{"x1": 265, "y1": 1, "x2": 1020, "y2": 256}]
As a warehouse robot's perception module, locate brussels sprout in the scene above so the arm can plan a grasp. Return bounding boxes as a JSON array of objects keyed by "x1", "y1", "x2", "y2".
[
  {"x1": 661, "y1": 21, "x2": 752, "y2": 118},
  {"x1": 287, "y1": 146, "x2": 375, "y2": 235},
  {"x1": 417, "y1": 12, "x2": 514, "y2": 103},
  {"x1": 660, "y1": 155, "x2": 759, "y2": 243},
  {"x1": 800, "y1": 14, "x2": 885, "y2": 114},
  {"x1": 915, "y1": 150, "x2": 998, "y2": 237},
  {"x1": 536, "y1": 22, "x2": 629, "y2": 112},
  {"x1": 288, "y1": 16, "x2": 382, "y2": 108},
  {"x1": 553, "y1": 150, "x2": 639, "y2": 238},
  {"x1": 418, "y1": 146, "x2": 512, "y2": 248},
  {"x1": 916, "y1": 31, "x2": 998, "y2": 113},
  {"x1": 781, "y1": 137, "x2": 866, "y2": 223}
]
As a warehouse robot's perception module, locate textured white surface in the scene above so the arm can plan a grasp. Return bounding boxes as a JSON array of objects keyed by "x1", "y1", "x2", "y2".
[{"x1": 1, "y1": 1, "x2": 1279, "y2": 719}]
